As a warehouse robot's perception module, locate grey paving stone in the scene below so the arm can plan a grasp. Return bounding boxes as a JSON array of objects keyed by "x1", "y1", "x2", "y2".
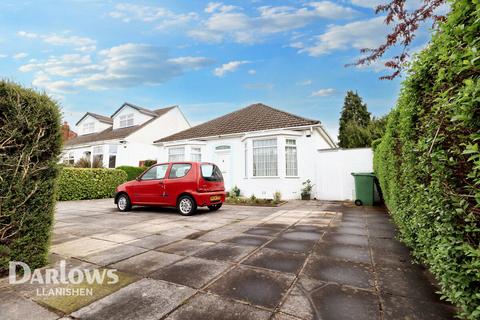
[
  {"x1": 322, "y1": 233, "x2": 369, "y2": 247},
  {"x1": 257, "y1": 223, "x2": 290, "y2": 230},
  {"x1": 193, "y1": 243, "x2": 256, "y2": 262},
  {"x1": 242, "y1": 248, "x2": 307, "y2": 274},
  {"x1": 0, "y1": 289, "x2": 58, "y2": 320},
  {"x1": 377, "y1": 265, "x2": 441, "y2": 301},
  {"x1": 126, "y1": 234, "x2": 179, "y2": 249},
  {"x1": 303, "y1": 255, "x2": 374, "y2": 289},
  {"x1": 71, "y1": 279, "x2": 195, "y2": 320},
  {"x1": 313, "y1": 242, "x2": 371, "y2": 264},
  {"x1": 81, "y1": 244, "x2": 148, "y2": 266},
  {"x1": 110, "y1": 251, "x2": 183, "y2": 275},
  {"x1": 330, "y1": 226, "x2": 368, "y2": 236},
  {"x1": 381, "y1": 294, "x2": 456, "y2": 320},
  {"x1": 207, "y1": 265, "x2": 295, "y2": 309},
  {"x1": 266, "y1": 238, "x2": 316, "y2": 253},
  {"x1": 280, "y1": 284, "x2": 316, "y2": 320},
  {"x1": 244, "y1": 227, "x2": 282, "y2": 237},
  {"x1": 279, "y1": 230, "x2": 323, "y2": 241},
  {"x1": 310, "y1": 283, "x2": 380, "y2": 320},
  {"x1": 166, "y1": 293, "x2": 271, "y2": 320},
  {"x1": 157, "y1": 239, "x2": 215, "y2": 256},
  {"x1": 150, "y1": 257, "x2": 230, "y2": 289},
  {"x1": 223, "y1": 235, "x2": 271, "y2": 247}
]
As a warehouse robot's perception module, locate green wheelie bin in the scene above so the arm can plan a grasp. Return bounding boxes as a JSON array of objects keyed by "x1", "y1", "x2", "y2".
[{"x1": 351, "y1": 172, "x2": 375, "y2": 206}]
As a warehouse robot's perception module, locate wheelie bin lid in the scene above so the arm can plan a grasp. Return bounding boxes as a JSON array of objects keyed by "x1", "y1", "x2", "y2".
[{"x1": 351, "y1": 172, "x2": 375, "y2": 176}]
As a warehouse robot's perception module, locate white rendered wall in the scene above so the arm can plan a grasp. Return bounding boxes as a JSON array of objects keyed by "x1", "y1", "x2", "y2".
[
  {"x1": 75, "y1": 115, "x2": 111, "y2": 135},
  {"x1": 315, "y1": 148, "x2": 373, "y2": 200}
]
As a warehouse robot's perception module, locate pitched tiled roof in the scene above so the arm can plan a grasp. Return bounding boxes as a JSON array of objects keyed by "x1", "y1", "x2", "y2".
[
  {"x1": 111, "y1": 102, "x2": 163, "y2": 118},
  {"x1": 66, "y1": 106, "x2": 175, "y2": 146},
  {"x1": 75, "y1": 112, "x2": 113, "y2": 126},
  {"x1": 156, "y1": 103, "x2": 319, "y2": 143}
]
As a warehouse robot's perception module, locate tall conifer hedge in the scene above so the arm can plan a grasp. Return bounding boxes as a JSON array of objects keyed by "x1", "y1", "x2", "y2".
[
  {"x1": 0, "y1": 81, "x2": 62, "y2": 274},
  {"x1": 374, "y1": 1, "x2": 479, "y2": 318}
]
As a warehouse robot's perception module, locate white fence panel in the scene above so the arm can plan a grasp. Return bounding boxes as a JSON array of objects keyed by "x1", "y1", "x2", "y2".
[{"x1": 315, "y1": 148, "x2": 373, "y2": 201}]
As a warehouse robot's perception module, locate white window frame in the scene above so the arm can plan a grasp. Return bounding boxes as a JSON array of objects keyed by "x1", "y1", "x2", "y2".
[
  {"x1": 285, "y1": 139, "x2": 298, "y2": 177},
  {"x1": 252, "y1": 138, "x2": 278, "y2": 177},
  {"x1": 83, "y1": 122, "x2": 94, "y2": 134},
  {"x1": 190, "y1": 147, "x2": 201, "y2": 162},
  {"x1": 244, "y1": 142, "x2": 248, "y2": 178},
  {"x1": 168, "y1": 147, "x2": 185, "y2": 162},
  {"x1": 108, "y1": 144, "x2": 118, "y2": 168},
  {"x1": 119, "y1": 113, "x2": 134, "y2": 128}
]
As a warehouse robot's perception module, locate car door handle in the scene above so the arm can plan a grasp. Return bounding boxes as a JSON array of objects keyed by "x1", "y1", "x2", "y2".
[{"x1": 159, "y1": 181, "x2": 164, "y2": 185}]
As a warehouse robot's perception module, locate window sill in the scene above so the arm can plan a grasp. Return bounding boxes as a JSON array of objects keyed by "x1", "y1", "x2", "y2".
[{"x1": 250, "y1": 176, "x2": 281, "y2": 179}]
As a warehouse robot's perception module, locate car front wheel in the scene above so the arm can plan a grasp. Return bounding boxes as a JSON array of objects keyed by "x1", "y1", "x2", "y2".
[
  {"x1": 117, "y1": 193, "x2": 132, "y2": 212},
  {"x1": 208, "y1": 203, "x2": 222, "y2": 211},
  {"x1": 177, "y1": 195, "x2": 197, "y2": 216}
]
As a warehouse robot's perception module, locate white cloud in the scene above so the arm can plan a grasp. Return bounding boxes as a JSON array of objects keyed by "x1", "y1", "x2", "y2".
[
  {"x1": 110, "y1": 3, "x2": 198, "y2": 30},
  {"x1": 0, "y1": 54, "x2": 7, "y2": 58},
  {"x1": 43, "y1": 34, "x2": 97, "y2": 52},
  {"x1": 301, "y1": 16, "x2": 389, "y2": 56},
  {"x1": 298, "y1": 79, "x2": 312, "y2": 86},
  {"x1": 20, "y1": 43, "x2": 212, "y2": 92},
  {"x1": 17, "y1": 30, "x2": 38, "y2": 38},
  {"x1": 13, "y1": 52, "x2": 28, "y2": 59},
  {"x1": 213, "y1": 60, "x2": 249, "y2": 77},
  {"x1": 248, "y1": 69, "x2": 256, "y2": 75},
  {"x1": 311, "y1": 88, "x2": 336, "y2": 97},
  {"x1": 350, "y1": 0, "x2": 385, "y2": 8},
  {"x1": 190, "y1": 1, "x2": 359, "y2": 44}
]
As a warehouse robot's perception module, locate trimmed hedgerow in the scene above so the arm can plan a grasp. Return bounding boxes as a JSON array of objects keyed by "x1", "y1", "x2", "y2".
[
  {"x1": 0, "y1": 81, "x2": 62, "y2": 274},
  {"x1": 58, "y1": 168, "x2": 127, "y2": 201},
  {"x1": 116, "y1": 166, "x2": 146, "y2": 181},
  {"x1": 374, "y1": 1, "x2": 480, "y2": 318}
]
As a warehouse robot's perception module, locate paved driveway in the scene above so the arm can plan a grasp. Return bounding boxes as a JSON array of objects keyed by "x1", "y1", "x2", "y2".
[{"x1": 1, "y1": 200, "x2": 455, "y2": 320}]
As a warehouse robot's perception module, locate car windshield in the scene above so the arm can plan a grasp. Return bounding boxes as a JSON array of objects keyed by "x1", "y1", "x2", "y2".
[{"x1": 201, "y1": 164, "x2": 223, "y2": 182}]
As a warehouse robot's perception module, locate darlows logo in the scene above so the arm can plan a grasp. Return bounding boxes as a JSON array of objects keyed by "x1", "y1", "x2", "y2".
[{"x1": 9, "y1": 261, "x2": 119, "y2": 296}]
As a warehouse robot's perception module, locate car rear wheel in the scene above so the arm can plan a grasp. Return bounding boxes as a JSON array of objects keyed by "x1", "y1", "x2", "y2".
[
  {"x1": 177, "y1": 195, "x2": 197, "y2": 216},
  {"x1": 117, "y1": 193, "x2": 132, "y2": 212},
  {"x1": 208, "y1": 203, "x2": 222, "y2": 211}
]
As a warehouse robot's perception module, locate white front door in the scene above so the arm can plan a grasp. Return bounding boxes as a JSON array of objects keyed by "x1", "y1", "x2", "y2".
[{"x1": 215, "y1": 151, "x2": 232, "y2": 190}]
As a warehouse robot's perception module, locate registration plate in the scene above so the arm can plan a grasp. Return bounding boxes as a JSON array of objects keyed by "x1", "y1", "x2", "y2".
[{"x1": 210, "y1": 195, "x2": 221, "y2": 202}]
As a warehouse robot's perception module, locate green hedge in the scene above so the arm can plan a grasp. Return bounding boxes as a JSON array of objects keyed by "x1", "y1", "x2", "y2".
[
  {"x1": 0, "y1": 81, "x2": 62, "y2": 274},
  {"x1": 374, "y1": 1, "x2": 480, "y2": 318},
  {"x1": 58, "y1": 168, "x2": 127, "y2": 201},
  {"x1": 116, "y1": 166, "x2": 146, "y2": 181}
]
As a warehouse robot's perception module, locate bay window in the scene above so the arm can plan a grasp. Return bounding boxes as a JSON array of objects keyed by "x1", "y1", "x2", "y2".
[
  {"x1": 108, "y1": 144, "x2": 117, "y2": 168},
  {"x1": 285, "y1": 139, "x2": 298, "y2": 176},
  {"x1": 253, "y1": 138, "x2": 277, "y2": 176},
  {"x1": 190, "y1": 147, "x2": 201, "y2": 162},
  {"x1": 168, "y1": 147, "x2": 185, "y2": 161},
  {"x1": 92, "y1": 145, "x2": 104, "y2": 166}
]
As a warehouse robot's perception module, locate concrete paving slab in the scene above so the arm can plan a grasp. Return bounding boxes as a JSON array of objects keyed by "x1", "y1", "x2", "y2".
[
  {"x1": 279, "y1": 230, "x2": 323, "y2": 241},
  {"x1": 0, "y1": 289, "x2": 59, "y2": 320},
  {"x1": 322, "y1": 233, "x2": 369, "y2": 247},
  {"x1": 92, "y1": 231, "x2": 151, "y2": 243},
  {"x1": 330, "y1": 226, "x2": 368, "y2": 236},
  {"x1": 242, "y1": 248, "x2": 307, "y2": 274},
  {"x1": 110, "y1": 251, "x2": 183, "y2": 275},
  {"x1": 303, "y1": 255, "x2": 374, "y2": 290},
  {"x1": 309, "y1": 283, "x2": 380, "y2": 320},
  {"x1": 244, "y1": 227, "x2": 282, "y2": 237},
  {"x1": 166, "y1": 293, "x2": 272, "y2": 320},
  {"x1": 313, "y1": 242, "x2": 371, "y2": 264},
  {"x1": 193, "y1": 243, "x2": 257, "y2": 262},
  {"x1": 81, "y1": 244, "x2": 148, "y2": 266},
  {"x1": 207, "y1": 265, "x2": 295, "y2": 309},
  {"x1": 71, "y1": 278, "x2": 195, "y2": 320},
  {"x1": 280, "y1": 285, "x2": 316, "y2": 320},
  {"x1": 223, "y1": 235, "x2": 271, "y2": 247},
  {"x1": 158, "y1": 239, "x2": 215, "y2": 256},
  {"x1": 150, "y1": 257, "x2": 230, "y2": 289},
  {"x1": 126, "y1": 234, "x2": 179, "y2": 249},
  {"x1": 377, "y1": 265, "x2": 441, "y2": 301},
  {"x1": 51, "y1": 237, "x2": 120, "y2": 257},
  {"x1": 266, "y1": 238, "x2": 316, "y2": 253},
  {"x1": 381, "y1": 294, "x2": 456, "y2": 320}
]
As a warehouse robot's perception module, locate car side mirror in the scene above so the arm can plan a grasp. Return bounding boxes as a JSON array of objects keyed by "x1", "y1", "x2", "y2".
[{"x1": 135, "y1": 176, "x2": 141, "y2": 181}]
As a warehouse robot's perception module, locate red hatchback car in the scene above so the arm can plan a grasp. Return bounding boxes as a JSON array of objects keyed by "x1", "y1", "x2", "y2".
[{"x1": 114, "y1": 162, "x2": 226, "y2": 215}]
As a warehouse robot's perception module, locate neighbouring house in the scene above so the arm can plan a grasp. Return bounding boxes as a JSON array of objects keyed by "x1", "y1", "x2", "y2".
[
  {"x1": 62, "y1": 102, "x2": 190, "y2": 167},
  {"x1": 61, "y1": 121, "x2": 77, "y2": 141},
  {"x1": 154, "y1": 103, "x2": 337, "y2": 200}
]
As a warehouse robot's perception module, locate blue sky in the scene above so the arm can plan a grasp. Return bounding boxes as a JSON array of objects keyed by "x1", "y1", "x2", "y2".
[{"x1": 0, "y1": 0, "x2": 436, "y2": 138}]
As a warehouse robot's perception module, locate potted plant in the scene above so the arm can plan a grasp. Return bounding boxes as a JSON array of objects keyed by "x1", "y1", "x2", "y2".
[{"x1": 301, "y1": 179, "x2": 314, "y2": 200}]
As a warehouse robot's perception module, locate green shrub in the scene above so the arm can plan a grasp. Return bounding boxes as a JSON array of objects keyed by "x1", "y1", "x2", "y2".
[
  {"x1": 58, "y1": 168, "x2": 127, "y2": 201},
  {"x1": 230, "y1": 185, "x2": 241, "y2": 197},
  {"x1": 0, "y1": 81, "x2": 62, "y2": 274},
  {"x1": 143, "y1": 160, "x2": 157, "y2": 167},
  {"x1": 116, "y1": 166, "x2": 146, "y2": 181},
  {"x1": 374, "y1": 1, "x2": 480, "y2": 318}
]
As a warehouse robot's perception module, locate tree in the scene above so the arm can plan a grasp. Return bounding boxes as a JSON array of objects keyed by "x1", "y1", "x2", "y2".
[
  {"x1": 338, "y1": 91, "x2": 371, "y2": 148},
  {"x1": 352, "y1": 0, "x2": 447, "y2": 79}
]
